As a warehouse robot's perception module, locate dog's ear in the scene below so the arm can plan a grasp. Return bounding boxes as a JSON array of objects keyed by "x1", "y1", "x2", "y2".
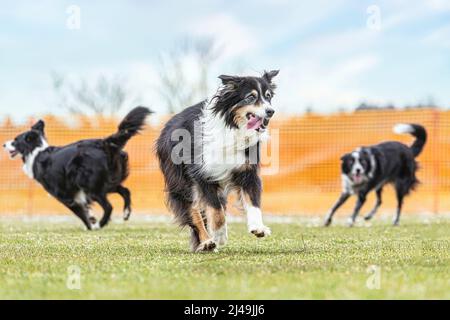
[
  {"x1": 340, "y1": 153, "x2": 350, "y2": 161},
  {"x1": 263, "y1": 70, "x2": 279, "y2": 83},
  {"x1": 31, "y1": 120, "x2": 45, "y2": 133},
  {"x1": 218, "y1": 75, "x2": 240, "y2": 85}
]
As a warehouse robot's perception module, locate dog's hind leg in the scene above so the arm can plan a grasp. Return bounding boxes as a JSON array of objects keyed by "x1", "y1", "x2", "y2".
[
  {"x1": 65, "y1": 202, "x2": 94, "y2": 230},
  {"x1": 196, "y1": 181, "x2": 226, "y2": 247},
  {"x1": 364, "y1": 187, "x2": 383, "y2": 221},
  {"x1": 116, "y1": 185, "x2": 131, "y2": 221},
  {"x1": 167, "y1": 192, "x2": 213, "y2": 252},
  {"x1": 190, "y1": 227, "x2": 201, "y2": 251},
  {"x1": 324, "y1": 192, "x2": 350, "y2": 226},
  {"x1": 347, "y1": 192, "x2": 368, "y2": 227},
  {"x1": 94, "y1": 195, "x2": 113, "y2": 228},
  {"x1": 393, "y1": 181, "x2": 408, "y2": 226},
  {"x1": 205, "y1": 206, "x2": 227, "y2": 247},
  {"x1": 190, "y1": 205, "x2": 216, "y2": 253}
]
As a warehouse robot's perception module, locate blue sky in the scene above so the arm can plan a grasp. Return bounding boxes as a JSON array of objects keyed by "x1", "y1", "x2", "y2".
[{"x1": 1, "y1": 0, "x2": 450, "y2": 120}]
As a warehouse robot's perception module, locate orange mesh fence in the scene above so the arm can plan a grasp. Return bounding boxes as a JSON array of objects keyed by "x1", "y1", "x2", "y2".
[{"x1": 0, "y1": 109, "x2": 449, "y2": 216}]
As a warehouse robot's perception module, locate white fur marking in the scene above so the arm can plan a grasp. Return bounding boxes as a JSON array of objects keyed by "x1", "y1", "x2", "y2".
[
  {"x1": 240, "y1": 189, "x2": 270, "y2": 236},
  {"x1": 341, "y1": 174, "x2": 355, "y2": 194},
  {"x1": 213, "y1": 223, "x2": 228, "y2": 246},
  {"x1": 23, "y1": 138, "x2": 49, "y2": 179},
  {"x1": 123, "y1": 207, "x2": 131, "y2": 220},
  {"x1": 74, "y1": 190, "x2": 88, "y2": 206},
  {"x1": 393, "y1": 123, "x2": 414, "y2": 134},
  {"x1": 4, "y1": 140, "x2": 14, "y2": 150},
  {"x1": 246, "y1": 206, "x2": 265, "y2": 231},
  {"x1": 350, "y1": 151, "x2": 364, "y2": 176},
  {"x1": 91, "y1": 221, "x2": 100, "y2": 230},
  {"x1": 3, "y1": 140, "x2": 18, "y2": 159},
  {"x1": 198, "y1": 100, "x2": 268, "y2": 182},
  {"x1": 366, "y1": 148, "x2": 376, "y2": 178}
]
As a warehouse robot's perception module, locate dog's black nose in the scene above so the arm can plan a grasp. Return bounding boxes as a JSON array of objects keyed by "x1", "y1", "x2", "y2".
[{"x1": 266, "y1": 108, "x2": 275, "y2": 118}]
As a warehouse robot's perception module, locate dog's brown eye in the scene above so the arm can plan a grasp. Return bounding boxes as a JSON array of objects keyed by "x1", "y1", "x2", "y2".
[
  {"x1": 244, "y1": 94, "x2": 256, "y2": 104},
  {"x1": 266, "y1": 91, "x2": 272, "y2": 100},
  {"x1": 26, "y1": 134, "x2": 36, "y2": 142}
]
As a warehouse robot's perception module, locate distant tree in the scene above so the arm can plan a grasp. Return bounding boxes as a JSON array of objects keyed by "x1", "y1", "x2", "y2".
[
  {"x1": 51, "y1": 72, "x2": 136, "y2": 115},
  {"x1": 156, "y1": 37, "x2": 221, "y2": 113},
  {"x1": 402, "y1": 96, "x2": 438, "y2": 110},
  {"x1": 356, "y1": 102, "x2": 375, "y2": 111},
  {"x1": 355, "y1": 102, "x2": 396, "y2": 111},
  {"x1": 305, "y1": 106, "x2": 314, "y2": 114}
]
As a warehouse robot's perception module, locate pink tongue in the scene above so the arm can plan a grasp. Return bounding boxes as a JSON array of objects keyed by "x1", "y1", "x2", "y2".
[
  {"x1": 353, "y1": 175, "x2": 362, "y2": 183},
  {"x1": 247, "y1": 116, "x2": 262, "y2": 130}
]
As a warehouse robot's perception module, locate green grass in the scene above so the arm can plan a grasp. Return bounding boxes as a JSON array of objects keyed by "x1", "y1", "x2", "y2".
[{"x1": 0, "y1": 216, "x2": 449, "y2": 299}]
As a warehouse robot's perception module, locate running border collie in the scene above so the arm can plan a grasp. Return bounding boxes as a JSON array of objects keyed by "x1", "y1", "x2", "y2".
[
  {"x1": 156, "y1": 70, "x2": 279, "y2": 252},
  {"x1": 324, "y1": 123, "x2": 427, "y2": 227},
  {"x1": 3, "y1": 107, "x2": 152, "y2": 229}
]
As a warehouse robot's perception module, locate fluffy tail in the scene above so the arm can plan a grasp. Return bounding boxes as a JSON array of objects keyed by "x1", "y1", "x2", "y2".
[
  {"x1": 106, "y1": 106, "x2": 153, "y2": 149},
  {"x1": 393, "y1": 123, "x2": 427, "y2": 157}
]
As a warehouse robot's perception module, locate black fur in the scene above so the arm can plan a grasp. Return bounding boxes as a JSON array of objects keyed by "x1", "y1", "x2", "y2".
[
  {"x1": 4, "y1": 106, "x2": 152, "y2": 229},
  {"x1": 213, "y1": 71, "x2": 277, "y2": 129},
  {"x1": 324, "y1": 123, "x2": 427, "y2": 227}
]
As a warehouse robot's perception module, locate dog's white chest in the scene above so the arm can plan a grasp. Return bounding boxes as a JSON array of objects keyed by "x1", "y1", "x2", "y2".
[
  {"x1": 22, "y1": 140, "x2": 49, "y2": 179},
  {"x1": 201, "y1": 142, "x2": 248, "y2": 181},
  {"x1": 198, "y1": 108, "x2": 266, "y2": 182}
]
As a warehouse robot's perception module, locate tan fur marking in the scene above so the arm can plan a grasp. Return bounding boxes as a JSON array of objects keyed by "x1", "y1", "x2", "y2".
[
  {"x1": 233, "y1": 104, "x2": 266, "y2": 127},
  {"x1": 205, "y1": 206, "x2": 226, "y2": 232},
  {"x1": 191, "y1": 207, "x2": 211, "y2": 243}
]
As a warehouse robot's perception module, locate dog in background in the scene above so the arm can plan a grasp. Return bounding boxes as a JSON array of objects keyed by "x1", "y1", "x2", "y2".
[
  {"x1": 324, "y1": 123, "x2": 427, "y2": 227},
  {"x1": 156, "y1": 70, "x2": 279, "y2": 252},
  {"x1": 3, "y1": 107, "x2": 152, "y2": 229}
]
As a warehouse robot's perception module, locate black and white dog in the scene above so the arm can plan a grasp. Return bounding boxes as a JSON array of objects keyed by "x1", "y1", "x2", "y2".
[
  {"x1": 3, "y1": 107, "x2": 152, "y2": 229},
  {"x1": 324, "y1": 123, "x2": 427, "y2": 227},
  {"x1": 156, "y1": 70, "x2": 279, "y2": 252}
]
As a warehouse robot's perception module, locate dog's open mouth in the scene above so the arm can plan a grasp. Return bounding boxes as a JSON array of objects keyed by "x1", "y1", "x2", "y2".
[
  {"x1": 352, "y1": 174, "x2": 364, "y2": 184},
  {"x1": 246, "y1": 113, "x2": 269, "y2": 132},
  {"x1": 9, "y1": 150, "x2": 19, "y2": 158}
]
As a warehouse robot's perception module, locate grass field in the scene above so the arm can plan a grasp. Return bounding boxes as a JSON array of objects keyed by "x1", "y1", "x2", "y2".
[{"x1": 0, "y1": 216, "x2": 449, "y2": 299}]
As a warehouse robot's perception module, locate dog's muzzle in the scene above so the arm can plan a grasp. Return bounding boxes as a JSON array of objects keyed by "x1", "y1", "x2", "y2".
[
  {"x1": 3, "y1": 140, "x2": 19, "y2": 159},
  {"x1": 262, "y1": 108, "x2": 275, "y2": 127},
  {"x1": 246, "y1": 108, "x2": 275, "y2": 132}
]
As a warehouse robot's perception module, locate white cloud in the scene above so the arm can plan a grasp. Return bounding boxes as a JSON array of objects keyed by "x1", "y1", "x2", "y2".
[
  {"x1": 426, "y1": 0, "x2": 450, "y2": 12},
  {"x1": 1, "y1": 0, "x2": 450, "y2": 118},
  {"x1": 272, "y1": 25, "x2": 381, "y2": 113},
  {"x1": 276, "y1": 54, "x2": 379, "y2": 113},
  {"x1": 424, "y1": 24, "x2": 450, "y2": 48}
]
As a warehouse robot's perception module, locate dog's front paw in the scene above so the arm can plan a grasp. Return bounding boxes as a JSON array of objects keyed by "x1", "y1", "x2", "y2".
[
  {"x1": 346, "y1": 218, "x2": 355, "y2": 227},
  {"x1": 123, "y1": 207, "x2": 131, "y2": 221},
  {"x1": 195, "y1": 239, "x2": 217, "y2": 253},
  {"x1": 323, "y1": 218, "x2": 332, "y2": 227},
  {"x1": 91, "y1": 221, "x2": 101, "y2": 230},
  {"x1": 88, "y1": 216, "x2": 97, "y2": 224},
  {"x1": 249, "y1": 225, "x2": 271, "y2": 238}
]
